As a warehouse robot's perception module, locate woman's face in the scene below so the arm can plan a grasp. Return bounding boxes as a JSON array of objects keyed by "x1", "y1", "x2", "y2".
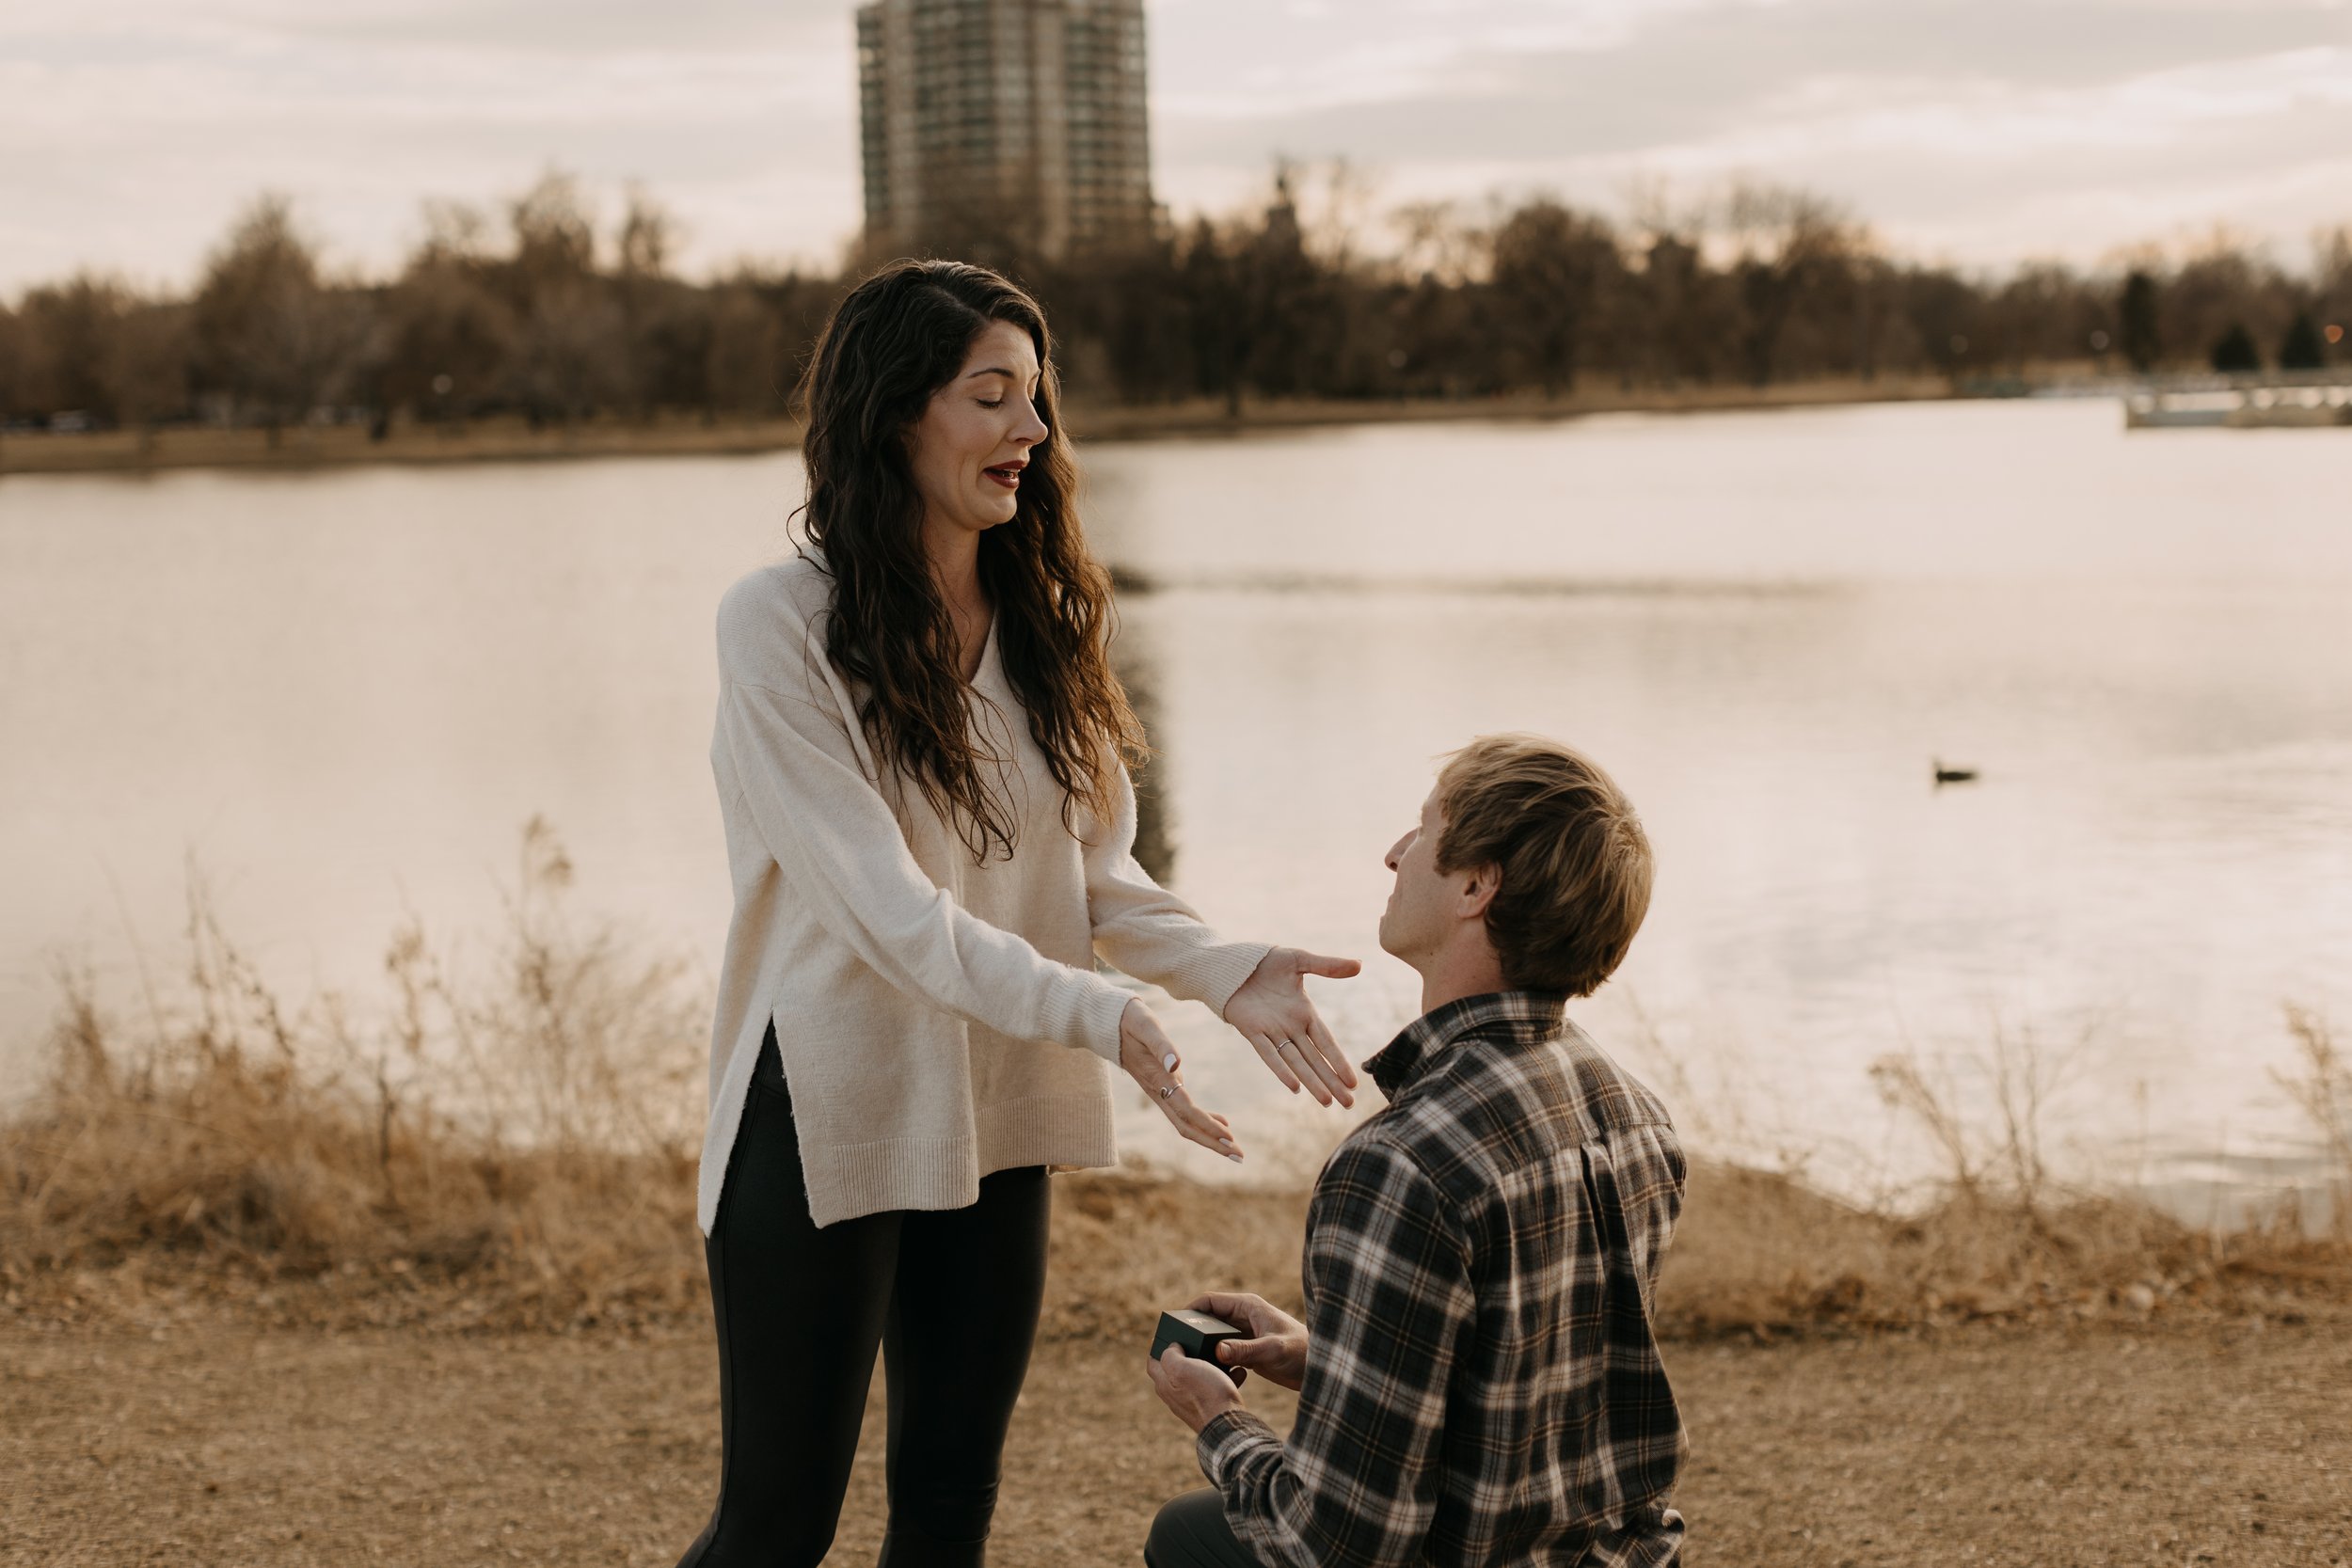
[{"x1": 906, "y1": 319, "x2": 1049, "y2": 553}]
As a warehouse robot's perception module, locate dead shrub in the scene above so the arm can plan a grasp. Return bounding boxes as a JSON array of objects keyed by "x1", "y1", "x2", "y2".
[{"x1": 6, "y1": 834, "x2": 2347, "y2": 1338}]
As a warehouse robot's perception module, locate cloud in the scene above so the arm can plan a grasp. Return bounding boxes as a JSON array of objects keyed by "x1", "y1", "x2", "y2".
[
  {"x1": 2, "y1": 0, "x2": 2347, "y2": 293},
  {"x1": 1154, "y1": 0, "x2": 2352, "y2": 264},
  {"x1": 1160, "y1": 0, "x2": 2350, "y2": 153},
  {"x1": 2, "y1": 0, "x2": 850, "y2": 58},
  {"x1": 0, "y1": 3, "x2": 858, "y2": 291}
]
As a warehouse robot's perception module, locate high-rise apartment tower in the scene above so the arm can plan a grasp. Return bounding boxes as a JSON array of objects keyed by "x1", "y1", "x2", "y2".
[{"x1": 856, "y1": 0, "x2": 1153, "y2": 261}]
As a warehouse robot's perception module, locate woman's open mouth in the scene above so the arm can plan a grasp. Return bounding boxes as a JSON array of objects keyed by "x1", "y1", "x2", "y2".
[{"x1": 983, "y1": 462, "x2": 1025, "y2": 490}]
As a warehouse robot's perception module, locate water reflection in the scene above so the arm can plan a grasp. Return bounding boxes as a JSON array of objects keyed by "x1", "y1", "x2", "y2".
[
  {"x1": 1112, "y1": 619, "x2": 1176, "y2": 887},
  {"x1": 2, "y1": 401, "x2": 2347, "y2": 1213}
]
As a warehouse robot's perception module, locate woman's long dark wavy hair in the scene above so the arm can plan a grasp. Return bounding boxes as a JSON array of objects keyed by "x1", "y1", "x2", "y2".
[{"x1": 792, "y1": 259, "x2": 1144, "y2": 862}]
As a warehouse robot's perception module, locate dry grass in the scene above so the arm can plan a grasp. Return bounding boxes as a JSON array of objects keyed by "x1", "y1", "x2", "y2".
[
  {"x1": 1658, "y1": 1008, "x2": 2352, "y2": 1337},
  {"x1": 6, "y1": 828, "x2": 2347, "y2": 1340},
  {"x1": 2278, "y1": 1004, "x2": 2352, "y2": 1229},
  {"x1": 1, "y1": 821, "x2": 708, "y2": 1333},
  {"x1": 1661, "y1": 1160, "x2": 2343, "y2": 1337}
]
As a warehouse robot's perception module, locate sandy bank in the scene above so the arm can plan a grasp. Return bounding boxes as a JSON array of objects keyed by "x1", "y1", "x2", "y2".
[
  {"x1": 9, "y1": 1160, "x2": 2347, "y2": 1565},
  {"x1": 6, "y1": 1311, "x2": 2344, "y2": 1567},
  {"x1": 9, "y1": 884, "x2": 2346, "y2": 1562}
]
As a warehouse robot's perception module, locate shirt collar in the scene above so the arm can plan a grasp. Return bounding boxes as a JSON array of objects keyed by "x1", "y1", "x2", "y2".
[{"x1": 1363, "y1": 990, "x2": 1569, "y2": 1101}]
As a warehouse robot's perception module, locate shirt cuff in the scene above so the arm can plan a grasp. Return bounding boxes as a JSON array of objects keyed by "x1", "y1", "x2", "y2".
[
  {"x1": 1195, "y1": 1407, "x2": 1281, "y2": 1486},
  {"x1": 1192, "y1": 941, "x2": 1273, "y2": 1018},
  {"x1": 1079, "y1": 975, "x2": 1138, "y2": 1065}
]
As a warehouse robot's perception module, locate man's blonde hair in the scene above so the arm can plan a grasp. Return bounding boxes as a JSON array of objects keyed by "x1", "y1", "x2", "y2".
[{"x1": 1435, "y1": 734, "x2": 1653, "y2": 997}]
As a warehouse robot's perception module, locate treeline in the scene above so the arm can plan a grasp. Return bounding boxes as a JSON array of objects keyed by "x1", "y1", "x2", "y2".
[
  {"x1": 0, "y1": 178, "x2": 839, "y2": 440},
  {"x1": 2, "y1": 167, "x2": 2346, "y2": 436}
]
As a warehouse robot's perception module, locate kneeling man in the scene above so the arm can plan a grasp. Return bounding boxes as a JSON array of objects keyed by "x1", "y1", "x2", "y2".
[{"x1": 1146, "y1": 735, "x2": 1688, "y2": 1567}]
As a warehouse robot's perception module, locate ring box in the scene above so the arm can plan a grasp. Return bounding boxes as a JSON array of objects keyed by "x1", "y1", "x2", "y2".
[{"x1": 1152, "y1": 1308, "x2": 1244, "y2": 1383}]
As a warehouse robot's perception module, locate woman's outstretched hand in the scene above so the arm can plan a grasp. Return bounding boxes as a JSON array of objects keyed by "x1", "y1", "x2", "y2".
[
  {"x1": 1120, "y1": 998, "x2": 1242, "y2": 1164},
  {"x1": 1223, "y1": 948, "x2": 1362, "y2": 1108}
]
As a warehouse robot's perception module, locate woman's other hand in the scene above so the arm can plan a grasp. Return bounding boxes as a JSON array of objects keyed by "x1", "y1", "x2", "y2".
[
  {"x1": 1224, "y1": 948, "x2": 1362, "y2": 1108},
  {"x1": 1120, "y1": 998, "x2": 1242, "y2": 1163}
]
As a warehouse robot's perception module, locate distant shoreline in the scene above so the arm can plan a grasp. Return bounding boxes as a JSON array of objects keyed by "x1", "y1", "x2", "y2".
[{"x1": 0, "y1": 377, "x2": 1963, "y2": 479}]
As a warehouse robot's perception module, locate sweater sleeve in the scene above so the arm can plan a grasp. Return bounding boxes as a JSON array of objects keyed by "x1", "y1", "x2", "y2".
[
  {"x1": 1081, "y1": 759, "x2": 1271, "y2": 1018},
  {"x1": 716, "y1": 664, "x2": 1136, "y2": 1065}
]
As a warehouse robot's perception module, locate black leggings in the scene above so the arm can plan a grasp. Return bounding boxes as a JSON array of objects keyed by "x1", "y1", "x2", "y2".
[{"x1": 674, "y1": 1025, "x2": 1053, "y2": 1568}]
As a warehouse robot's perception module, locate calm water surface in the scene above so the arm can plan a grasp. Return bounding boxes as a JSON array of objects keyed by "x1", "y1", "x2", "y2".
[{"x1": 4, "y1": 400, "x2": 2347, "y2": 1209}]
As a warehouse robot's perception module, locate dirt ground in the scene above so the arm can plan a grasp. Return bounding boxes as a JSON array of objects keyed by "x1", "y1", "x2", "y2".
[{"x1": 6, "y1": 1312, "x2": 2347, "y2": 1568}]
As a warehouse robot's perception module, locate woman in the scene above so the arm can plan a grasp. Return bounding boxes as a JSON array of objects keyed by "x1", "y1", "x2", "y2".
[{"x1": 675, "y1": 259, "x2": 1359, "y2": 1568}]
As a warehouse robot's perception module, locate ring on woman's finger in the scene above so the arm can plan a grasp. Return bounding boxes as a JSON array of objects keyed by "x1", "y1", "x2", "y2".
[{"x1": 1159, "y1": 1084, "x2": 1175, "y2": 1100}]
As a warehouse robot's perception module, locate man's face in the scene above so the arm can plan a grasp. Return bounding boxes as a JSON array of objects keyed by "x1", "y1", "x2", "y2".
[{"x1": 1378, "y1": 786, "x2": 1454, "y2": 968}]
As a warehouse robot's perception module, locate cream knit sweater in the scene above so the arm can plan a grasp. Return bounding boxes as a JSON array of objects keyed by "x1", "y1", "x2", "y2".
[{"x1": 699, "y1": 552, "x2": 1270, "y2": 1232}]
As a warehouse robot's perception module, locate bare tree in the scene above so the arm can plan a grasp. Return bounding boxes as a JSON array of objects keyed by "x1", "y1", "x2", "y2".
[
  {"x1": 4, "y1": 168, "x2": 2345, "y2": 436},
  {"x1": 2318, "y1": 227, "x2": 2352, "y2": 337},
  {"x1": 616, "y1": 186, "x2": 678, "y2": 282},
  {"x1": 103, "y1": 300, "x2": 193, "y2": 444},
  {"x1": 703, "y1": 284, "x2": 784, "y2": 418},
  {"x1": 419, "y1": 198, "x2": 495, "y2": 267},
  {"x1": 496, "y1": 173, "x2": 625, "y2": 424},
  {"x1": 507, "y1": 285, "x2": 629, "y2": 426},
  {"x1": 2119, "y1": 269, "x2": 2162, "y2": 372},
  {"x1": 614, "y1": 187, "x2": 697, "y2": 419},
  {"x1": 1722, "y1": 182, "x2": 1864, "y2": 385},
  {"x1": 382, "y1": 236, "x2": 517, "y2": 426},
  {"x1": 1490, "y1": 198, "x2": 1624, "y2": 395},
  {"x1": 11, "y1": 275, "x2": 127, "y2": 419},
  {"x1": 1390, "y1": 199, "x2": 1486, "y2": 287},
  {"x1": 0, "y1": 300, "x2": 23, "y2": 424},
  {"x1": 191, "y1": 197, "x2": 359, "y2": 439},
  {"x1": 505, "y1": 171, "x2": 599, "y2": 299},
  {"x1": 1293, "y1": 157, "x2": 1379, "y2": 274},
  {"x1": 1176, "y1": 218, "x2": 1247, "y2": 414}
]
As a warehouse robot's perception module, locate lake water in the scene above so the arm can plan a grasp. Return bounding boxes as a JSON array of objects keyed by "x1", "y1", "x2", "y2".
[{"x1": 4, "y1": 399, "x2": 2348, "y2": 1214}]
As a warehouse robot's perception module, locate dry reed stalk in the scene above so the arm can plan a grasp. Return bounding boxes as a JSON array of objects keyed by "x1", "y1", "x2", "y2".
[
  {"x1": 6, "y1": 830, "x2": 2348, "y2": 1338},
  {"x1": 0, "y1": 825, "x2": 710, "y2": 1331},
  {"x1": 2274, "y1": 1006, "x2": 2351, "y2": 1237}
]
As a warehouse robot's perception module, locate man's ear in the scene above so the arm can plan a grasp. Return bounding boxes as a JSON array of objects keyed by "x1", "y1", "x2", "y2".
[{"x1": 1454, "y1": 863, "x2": 1502, "y2": 921}]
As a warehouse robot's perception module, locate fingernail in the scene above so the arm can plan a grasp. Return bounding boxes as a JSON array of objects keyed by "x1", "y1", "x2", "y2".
[
  {"x1": 1162, "y1": 1053, "x2": 1178, "y2": 1071},
  {"x1": 1227, "y1": 1153, "x2": 1244, "y2": 1164},
  {"x1": 1219, "y1": 1138, "x2": 1234, "y2": 1148}
]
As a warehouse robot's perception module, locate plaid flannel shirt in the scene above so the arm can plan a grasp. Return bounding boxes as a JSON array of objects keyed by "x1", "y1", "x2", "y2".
[{"x1": 1196, "y1": 990, "x2": 1689, "y2": 1568}]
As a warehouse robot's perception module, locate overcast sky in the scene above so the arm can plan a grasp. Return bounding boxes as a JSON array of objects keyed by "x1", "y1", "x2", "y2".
[{"x1": 4, "y1": 0, "x2": 2348, "y2": 295}]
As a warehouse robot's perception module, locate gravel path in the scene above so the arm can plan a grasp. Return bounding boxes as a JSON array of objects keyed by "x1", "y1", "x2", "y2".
[{"x1": 6, "y1": 1316, "x2": 2347, "y2": 1566}]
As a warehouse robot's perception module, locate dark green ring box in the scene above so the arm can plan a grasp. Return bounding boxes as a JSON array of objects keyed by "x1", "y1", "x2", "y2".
[{"x1": 1152, "y1": 1308, "x2": 1244, "y2": 1383}]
